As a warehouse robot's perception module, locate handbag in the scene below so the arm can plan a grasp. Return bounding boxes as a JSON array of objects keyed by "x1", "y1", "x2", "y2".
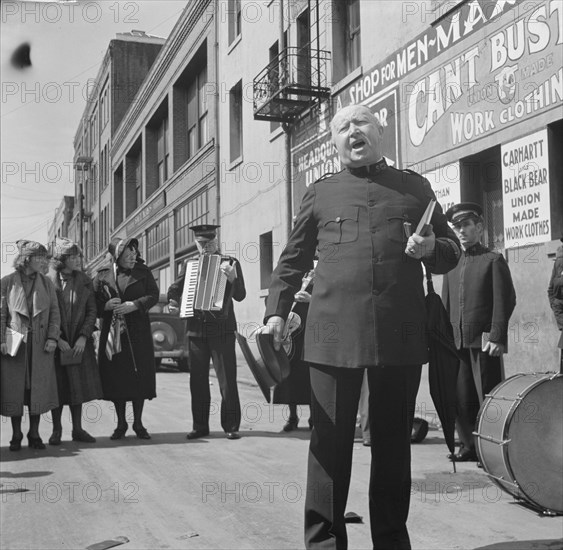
[{"x1": 59, "y1": 348, "x2": 84, "y2": 366}]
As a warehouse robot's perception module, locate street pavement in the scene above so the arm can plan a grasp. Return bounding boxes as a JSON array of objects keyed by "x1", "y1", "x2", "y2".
[{"x1": 1, "y1": 357, "x2": 562, "y2": 550}]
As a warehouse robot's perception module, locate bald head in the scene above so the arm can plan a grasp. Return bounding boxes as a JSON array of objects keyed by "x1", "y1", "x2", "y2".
[
  {"x1": 330, "y1": 104, "x2": 384, "y2": 168},
  {"x1": 330, "y1": 104, "x2": 382, "y2": 134}
]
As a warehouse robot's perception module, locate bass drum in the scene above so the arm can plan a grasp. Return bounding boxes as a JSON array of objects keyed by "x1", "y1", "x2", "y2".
[{"x1": 474, "y1": 372, "x2": 563, "y2": 515}]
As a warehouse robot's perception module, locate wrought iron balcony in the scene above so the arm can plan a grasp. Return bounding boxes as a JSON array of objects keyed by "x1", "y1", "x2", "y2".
[{"x1": 253, "y1": 47, "x2": 331, "y2": 123}]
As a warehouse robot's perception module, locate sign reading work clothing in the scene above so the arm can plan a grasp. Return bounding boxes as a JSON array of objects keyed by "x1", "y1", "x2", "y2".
[{"x1": 501, "y1": 129, "x2": 550, "y2": 249}]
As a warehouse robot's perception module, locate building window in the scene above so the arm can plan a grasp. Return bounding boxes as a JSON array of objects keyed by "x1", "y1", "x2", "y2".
[
  {"x1": 154, "y1": 265, "x2": 171, "y2": 296},
  {"x1": 296, "y1": 8, "x2": 311, "y2": 88},
  {"x1": 172, "y1": 42, "x2": 207, "y2": 171},
  {"x1": 146, "y1": 98, "x2": 169, "y2": 197},
  {"x1": 332, "y1": 0, "x2": 361, "y2": 82},
  {"x1": 147, "y1": 218, "x2": 169, "y2": 266},
  {"x1": 99, "y1": 80, "x2": 109, "y2": 131},
  {"x1": 135, "y1": 157, "x2": 142, "y2": 208},
  {"x1": 90, "y1": 107, "x2": 98, "y2": 148},
  {"x1": 268, "y1": 35, "x2": 287, "y2": 133},
  {"x1": 228, "y1": 0, "x2": 242, "y2": 45},
  {"x1": 260, "y1": 231, "x2": 273, "y2": 290},
  {"x1": 174, "y1": 189, "x2": 209, "y2": 253},
  {"x1": 113, "y1": 164, "x2": 123, "y2": 227},
  {"x1": 157, "y1": 117, "x2": 169, "y2": 185},
  {"x1": 347, "y1": 0, "x2": 361, "y2": 74},
  {"x1": 125, "y1": 138, "x2": 143, "y2": 216},
  {"x1": 229, "y1": 80, "x2": 243, "y2": 162},
  {"x1": 100, "y1": 148, "x2": 105, "y2": 190},
  {"x1": 187, "y1": 66, "x2": 208, "y2": 159}
]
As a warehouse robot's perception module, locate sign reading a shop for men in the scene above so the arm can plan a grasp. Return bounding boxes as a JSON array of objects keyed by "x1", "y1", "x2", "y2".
[
  {"x1": 501, "y1": 129, "x2": 550, "y2": 249},
  {"x1": 404, "y1": 0, "x2": 562, "y2": 163}
]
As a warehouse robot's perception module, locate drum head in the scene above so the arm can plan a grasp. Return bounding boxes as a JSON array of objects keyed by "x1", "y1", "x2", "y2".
[{"x1": 508, "y1": 375, "x2": 563, "y2": 513}]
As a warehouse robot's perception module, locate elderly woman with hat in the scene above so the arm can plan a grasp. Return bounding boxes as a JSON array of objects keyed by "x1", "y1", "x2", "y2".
[
  {"x1": 93, "y1": 237, "x2": 159, "y2": 440},
  {"x1": 0, "y1": 240, "x2": 60, "y2": 450},
  {"x1": 46, "y1": 238, "x2": 103, "y2": 445}
]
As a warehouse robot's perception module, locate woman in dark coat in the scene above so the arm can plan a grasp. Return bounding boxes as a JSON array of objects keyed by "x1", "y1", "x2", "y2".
[
  {"x1": 93, "y1": 237, "x2": 159, "y2": 440},
  {"x1": 0, "y1": 240, "x2": 59, "y2": 450},
  {"x1": 47, "y1": 239, "x2": 103, "y2": 445}
]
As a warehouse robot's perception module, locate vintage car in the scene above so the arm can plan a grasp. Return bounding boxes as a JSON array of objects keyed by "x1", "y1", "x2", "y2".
[{"x1": 149, "y1": 294, "x2": 189, "y2": 371}]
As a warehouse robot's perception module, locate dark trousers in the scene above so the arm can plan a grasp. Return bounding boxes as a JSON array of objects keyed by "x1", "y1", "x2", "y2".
[
  {"x1": 456, "y1": 348, "x2": 501, "y2": 450},
  {"x1": 187, "y1": 334, "x2": 241, "y2": 433},
  {"x1": 305, "y1": 364, "x2": 422, "y2": 550}
]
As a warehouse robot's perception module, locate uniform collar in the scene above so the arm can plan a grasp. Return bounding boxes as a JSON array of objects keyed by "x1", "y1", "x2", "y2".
[{"x1": 348, "y1": 158, "x2": 387, "y2": 178}]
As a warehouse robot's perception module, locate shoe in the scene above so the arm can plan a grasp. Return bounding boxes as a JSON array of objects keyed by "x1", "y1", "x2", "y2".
[
  {"x1": 110, "y1": 424, "x2": 128, "y2": 440},
  {"x1": 49, "y1": 430, "x2": 62, "y2": 446},
  {"x1": 451, "y1": 447, "x2": 478, "y2": 462},
  {"x1": 72, "y1": 429, "x2": 96, "y2": 443},
  {"x1": 226, "y1": 432, "x2": 241, "y2": 440},
  {"x1": 27, "y1": 435, "x2": 46, "y2": 450},
  {"x1": 186, "y1": 429, "x2": 209, "y2": 440},
  {"x1": 362, "y1": 439, "x2": 371, "y2": 447},
  {"x1": 132, "y1": 425, "x2": 151, "y2": 440},
  {"x1": 283, "y1": 418, "x2": 299, "y2": 432},
  {"x1": 9, "y1": 433, "x2": 23, "y2": 452}
]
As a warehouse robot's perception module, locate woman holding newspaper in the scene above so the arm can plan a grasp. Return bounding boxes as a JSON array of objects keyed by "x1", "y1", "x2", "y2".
[
  {"x1": 93, "y1": 237, "x2": 159, "y2": 441},
  {"x1": 0, "y1": 240, "x2": 60, "y2": 451}
]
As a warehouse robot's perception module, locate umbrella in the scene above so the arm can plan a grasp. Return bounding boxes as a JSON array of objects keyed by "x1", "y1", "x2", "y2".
[{"x1": 425, "y1": 268, "x2": 461, "y2": 471}]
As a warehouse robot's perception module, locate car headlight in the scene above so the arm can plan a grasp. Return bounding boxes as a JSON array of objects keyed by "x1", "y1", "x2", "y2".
[{"x1": 151, "y1": 321, "x2": 177, "y2": 351}]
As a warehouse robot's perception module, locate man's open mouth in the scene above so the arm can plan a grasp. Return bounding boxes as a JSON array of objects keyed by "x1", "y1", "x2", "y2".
[{"x1": 351, "y1": 140, "x2": 366, "y2": 150}]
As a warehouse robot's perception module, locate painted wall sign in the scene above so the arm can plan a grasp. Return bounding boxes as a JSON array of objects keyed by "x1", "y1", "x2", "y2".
[
  {"x1": 336, "y1": 0, "x2": 524, "y2": 108},
  {"x1": 423, "y1": 162, "x2": 462, "y2": 215},
  {"x1": 403, "y1": 0, "x2": 562, "y2": 163},
  {"x1": 126, "y1": 192, "x2": 165, "y2": 235},
  {"x1": 501, "y1": 129, "x2": 550, "y2": 248}
]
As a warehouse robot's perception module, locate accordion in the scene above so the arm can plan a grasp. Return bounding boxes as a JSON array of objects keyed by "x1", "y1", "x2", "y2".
[{"x1": 179, "y1": 254, "x2": 233, "y2": 318}]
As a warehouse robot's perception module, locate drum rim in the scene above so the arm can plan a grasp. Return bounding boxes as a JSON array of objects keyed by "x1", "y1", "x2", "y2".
[{"x1": 475, "y1": 372, "x2": 562, "y2": 513}]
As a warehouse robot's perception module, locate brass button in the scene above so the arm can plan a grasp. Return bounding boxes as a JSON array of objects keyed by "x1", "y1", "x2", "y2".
[{"x1": 335, "y1": 216, "x2": 341, "y2": 222}]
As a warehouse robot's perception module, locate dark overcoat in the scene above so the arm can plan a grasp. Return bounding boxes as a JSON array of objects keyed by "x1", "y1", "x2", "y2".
[
  {"x1": 1, "y1": 271, "x2": 60, "y2": 416},
  {"x1": 442, "y1": 242, "x2": 516, "y2": 349},
  {"x1": 47, "y1": 269, "x2": 103, "y2": 405},
  {"x1": 547, "y1": 244, "x2": 563, "y2": 348},
  {"x1": 265, "y1": 163, "x2": 461, "y2": 368},
  {"x1": 93, "y1": 262, "x2": 159, "y2": 401}
]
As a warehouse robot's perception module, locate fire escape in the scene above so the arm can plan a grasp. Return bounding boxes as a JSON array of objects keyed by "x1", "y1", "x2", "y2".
[{"x1": 253, "y1": 1, "x2": 331, "y2": 123}]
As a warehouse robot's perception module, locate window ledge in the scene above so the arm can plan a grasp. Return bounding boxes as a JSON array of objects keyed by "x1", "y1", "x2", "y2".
[
  {"x1": 269, "y1": 126, "x2": 285, "y2": 142},
  {"x1": 228, "y1": 156, "x2": 244, "y2": 171},
  {"x1": 227, "y1": 34, "x2": 242, "y2": 55},
  {"x1": 331, "y1": 66, "x2": 363, "y2": 95}
]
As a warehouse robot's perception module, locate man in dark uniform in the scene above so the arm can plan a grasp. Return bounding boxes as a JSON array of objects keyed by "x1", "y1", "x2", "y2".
[
  {"x1": 442, "y1": 203, "x2": 516, "y2": 461},
  {"x1": 547, "y1": 233, "x2": 563, "y2": 371},
  {"x1": 167, "y1": 224, "x2": 246, "y2": 440},
  {"x1": 259, "y1": 104, "x2": 460, "y2": 550}
]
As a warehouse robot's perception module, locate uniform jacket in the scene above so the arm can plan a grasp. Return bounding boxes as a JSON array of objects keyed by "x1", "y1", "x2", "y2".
[
  {"x1": 547, "y1": 244, "x2": 563, "y2": 347},
  {"x1": 167, "y1": 255, "x2": 246, "y2": 338},
  {"x1": 47, "y1": 269, "x2": 99, "y2": 376},
  {"x1": 265, "y1": 163, "x2": 460, "y2": 368},
  {"x1": 1, "y1": 271, "x2": 60, "y2": 416},
  {"x1": 442, "y1": 242, "x2": 516, "y2": 349}
]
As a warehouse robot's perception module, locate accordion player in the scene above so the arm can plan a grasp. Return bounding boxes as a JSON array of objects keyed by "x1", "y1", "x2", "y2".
[{"x1": 179, "y1": 254, "x2": 236, "y2": 319}]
